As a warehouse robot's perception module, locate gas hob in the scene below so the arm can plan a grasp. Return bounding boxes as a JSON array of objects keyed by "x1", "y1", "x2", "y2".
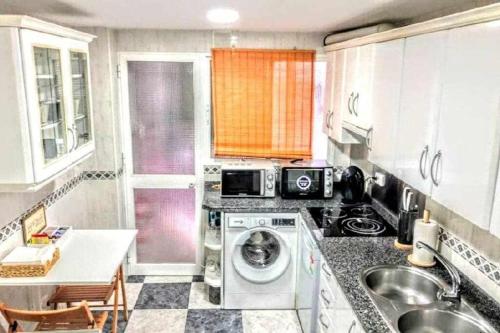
[{"x1": 307, "y1": 204, "x2": 397, "y2": 237}]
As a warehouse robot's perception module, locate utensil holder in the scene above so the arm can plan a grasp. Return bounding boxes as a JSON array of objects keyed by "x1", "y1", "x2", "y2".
[{"x1": 397, "y1": 209, "x2": 419, "y2": 245}]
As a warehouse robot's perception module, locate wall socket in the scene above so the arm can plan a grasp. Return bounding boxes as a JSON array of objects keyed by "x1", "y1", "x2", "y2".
[{"x1": 374, "y1": 172, "x2": 386, "y2": 187}]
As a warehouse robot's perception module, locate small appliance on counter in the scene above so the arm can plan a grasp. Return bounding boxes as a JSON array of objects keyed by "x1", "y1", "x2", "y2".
[
  {"x1": 280, "y1": 160, "x2": 334, "y2": 199},
  {"x1": 308, "y1": 204, "x2": 397, "y2": 237},
  {"x1": 220, "y1": 160, "x2": 277, "y2": 198},
  {"x1": 339, "y1": 165, "x2": 365, "y2": 203}
]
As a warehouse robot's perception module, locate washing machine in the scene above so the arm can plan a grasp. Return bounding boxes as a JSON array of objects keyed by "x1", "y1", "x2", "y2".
[{"x1": 224, "y1": 213, "x2": 298, "y2": 309}]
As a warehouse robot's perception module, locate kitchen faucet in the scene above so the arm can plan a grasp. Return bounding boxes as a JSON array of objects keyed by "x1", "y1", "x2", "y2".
[{"x1": 416, "y1": 241, "x2": 462, "y2": 304}]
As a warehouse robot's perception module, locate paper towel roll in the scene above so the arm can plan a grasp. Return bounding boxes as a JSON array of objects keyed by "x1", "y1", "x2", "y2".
[{"x1": 410, "y1": 218, "x2": 439, "y2": 266}]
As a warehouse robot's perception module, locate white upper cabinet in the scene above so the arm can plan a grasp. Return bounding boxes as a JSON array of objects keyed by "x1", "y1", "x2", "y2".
[
  {"x1": 341, "y1": 44, "x2": 375, "y2": 132},
  {"x1": 394, "y1": 31, "x2": 447, "y2": 195},
  {"x1": 431, "y1": 21, "x2": 500, "y2": 229},
  {"x1": 490, "y1": 173, "x2": 500, "y2": 238},
  {"x1": 324, "y1": 49, "x2": 360, "y2": 144},
  {"x1": 323, "y1": 52, "x2": 335, "y2": 135},
  {"x1": 0, "y1": 16, "x2": 95, "y2": 190},
  {"x1": 368, "y1": 39, "x2": 405, "y2": 173}
]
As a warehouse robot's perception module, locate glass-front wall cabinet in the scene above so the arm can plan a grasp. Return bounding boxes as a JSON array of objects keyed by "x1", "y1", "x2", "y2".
[
  {"x1": 33, "y1": 47, "x2": 68, "y2": 163},
  {"x1": 0, "y1": 21, "x2": 95, "y2": 189},
  {"x1": 70, "y1": 51, "x2": 92, "y2": 148}
]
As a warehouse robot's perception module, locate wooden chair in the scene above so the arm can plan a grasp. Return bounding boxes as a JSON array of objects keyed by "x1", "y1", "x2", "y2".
[
  {"x1": 47, "y1": 265, "x2": 127, "y2": 333},
  {"x1": 0, "y1": 301, "x2": 108, "y2": 332}
]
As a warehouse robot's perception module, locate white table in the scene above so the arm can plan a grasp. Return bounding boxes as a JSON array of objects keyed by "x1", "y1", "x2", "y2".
[
  {"x1": 0, "y1": 229, "x2": 137, "y2": 286},
  {"x1": 0, "y1": 229, "x2": 137, "y2": 333}
]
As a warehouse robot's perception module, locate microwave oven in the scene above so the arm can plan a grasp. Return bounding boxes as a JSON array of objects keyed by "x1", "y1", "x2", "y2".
[
  {"x1": 280, "y1": 160, "x2": 334, "y2": 199},
  {"x1": 220, "y1": 161, "x2": 277, "y2": 198}
]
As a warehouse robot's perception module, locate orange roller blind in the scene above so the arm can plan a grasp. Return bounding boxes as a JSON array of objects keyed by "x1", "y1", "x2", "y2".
[{"x1": 212, "y1": 48, "x2": 315, "y2": 159}]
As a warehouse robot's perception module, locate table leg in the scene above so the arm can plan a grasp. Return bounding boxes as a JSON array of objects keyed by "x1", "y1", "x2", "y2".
[
  {"x1": 112, "y1": 279, "x2": 119, "y2": 333},
  {"x1": 119, "y1": 264, "x2": 128, "y2": 321}
]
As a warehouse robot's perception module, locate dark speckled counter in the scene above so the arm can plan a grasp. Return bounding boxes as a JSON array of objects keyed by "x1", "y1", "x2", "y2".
[{"x1": 203, "y1": 185, "x2": 500, "y2": 332}]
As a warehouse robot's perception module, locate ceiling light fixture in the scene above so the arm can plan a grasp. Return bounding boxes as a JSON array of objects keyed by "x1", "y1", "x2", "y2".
[{"x1": 206, "y1": 8, "x2": 240, "y2": 24}]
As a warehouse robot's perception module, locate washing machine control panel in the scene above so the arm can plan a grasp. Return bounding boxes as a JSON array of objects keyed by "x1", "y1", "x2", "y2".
[{"x1": 272, "y1": 218, "x2": 296, "y2": 226}]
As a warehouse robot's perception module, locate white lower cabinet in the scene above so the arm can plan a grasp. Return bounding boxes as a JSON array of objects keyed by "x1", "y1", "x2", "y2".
[
  {"x1": 318, "y1": 257, "x2": 364, "y2": 333},
  {"x1": 368, "y1": 39, "x2": 405, "y2": 173}
]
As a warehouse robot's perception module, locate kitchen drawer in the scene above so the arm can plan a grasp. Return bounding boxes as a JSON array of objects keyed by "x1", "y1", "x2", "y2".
[
  {"x1": 319, "y1": 297, "x2": 362, "y2": 333},
  {"x1": 318, "y1": 299, "x2": 335, "y2": 333},
  {"x1": 320, "y1": 258, "x2": 350, "y2": 309}
]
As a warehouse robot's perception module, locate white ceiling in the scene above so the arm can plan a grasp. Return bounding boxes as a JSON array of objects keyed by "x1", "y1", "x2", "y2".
[{"x1": 0, "y1": 0, "x2": 487, "y2": 32}]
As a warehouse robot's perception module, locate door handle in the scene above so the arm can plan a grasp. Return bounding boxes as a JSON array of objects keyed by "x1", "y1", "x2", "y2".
[
  {"x1": 321, "y1": 263, "x2": 332, "y2": 277},
  {"x1": 67, "y1": 127, "x2": 76, "y2": 152},
  {"x1": 352, "y1": 92, "x2": 359, "y2": 116},
  {"x1": 348, "y1": 92, "x2": 354, "y2": 114},
  {"x1": 348, "y1": 320, "x2": 357, "y2": 333},
  {"x1": 419, "y1": 145, "x2": 429, "y2": 179},
  {"x1": 327, "y1": 111, "x2": 334, "y2": 129},
  {"x1": 365, "y1": 127, "x2": 373, "y2": 150},
  {"x1": 430, "y1": 150, "x2": 442, "y2": 186},
  {"x1": 320, "y1": 289, "x2": 331, "y2": 305},
  {"x1": 326, "y1": 110, "x2": 331, "y2": 129},
  {"x1": 319, "y1": 314, "x2": 329, "y2": 329}
]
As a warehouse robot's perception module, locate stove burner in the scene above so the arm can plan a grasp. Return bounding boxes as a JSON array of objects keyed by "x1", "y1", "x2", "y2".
[
  {"x1": 350, "y1": 206, "x2": 375, "y2": 218},
  {"x1": 321, "y1": 208, "x2": 347, "y2": 219},
  {"x1": 342, "y1": 218, "x2": 386, "y2": 235}
]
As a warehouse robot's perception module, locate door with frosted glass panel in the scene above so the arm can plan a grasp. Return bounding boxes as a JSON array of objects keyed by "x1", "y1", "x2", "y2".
[{"x1": 121, "y1": 54, "x2": 209, "y2": 275}]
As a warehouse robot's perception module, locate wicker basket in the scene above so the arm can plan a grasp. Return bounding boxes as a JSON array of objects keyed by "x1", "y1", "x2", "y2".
[{"x1": 0, "y1": 247, "x2": 60, "y2": 278}]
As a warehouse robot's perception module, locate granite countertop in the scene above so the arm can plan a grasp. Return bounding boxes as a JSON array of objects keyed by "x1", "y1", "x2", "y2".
[{"x1": 202, "y1": 184, "x2": 500, "y2": 332}]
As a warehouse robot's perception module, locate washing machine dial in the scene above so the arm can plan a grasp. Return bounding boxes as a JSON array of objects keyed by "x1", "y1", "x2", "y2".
[
  {"x1": 258, "y1": 219, "x2": 266, "y2": 226},
  {"x1": 267, "y1": 174, "x2": 274, "y2": 181}
]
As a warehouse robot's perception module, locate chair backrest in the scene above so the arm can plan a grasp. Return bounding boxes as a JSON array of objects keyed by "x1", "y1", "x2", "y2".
[{"x1": 0, "y1": 301, "x2": 96, "y2": 332}]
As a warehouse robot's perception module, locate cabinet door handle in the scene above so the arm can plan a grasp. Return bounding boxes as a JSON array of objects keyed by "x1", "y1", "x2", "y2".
[
  {"x1": 430, "y1": 150, "x2": 442, "y2": 186},
  {"x1": 67, "y1": 127, "x2": 76, "y2": 152},
  {"x1": 352, "y1": 92, "x2": 359, "y2": 116},
  {"x1": 321, "y1": 263, "x2": 332, "y2": 277},
  {"x1": 348, "y1": 320, "x2": 356, "y2": 333},
  {"x1": 365, "y1": 127, "x2": 373, "y2": 150},
  {"x1": 419, "y1": 145, "x2": 429, "y2": 179},
  {"x1": 327, "y1": 111, "x2": 334, "y2": 129},
  {"x1": 320, "y1": 289, "x2": 331, "y2": 305},
  {"x1": 326, "y1": 110, "x2": 331, "y2": 129},
  {"x1": 348, "y1": 92, "x2": 354, "y2": 114},
  {"x1": 72, "y1": 125, "x2": 79, "y2": 151},
  {"x1": 319, "y1": 314, "x2": 329, "y2": 329}
]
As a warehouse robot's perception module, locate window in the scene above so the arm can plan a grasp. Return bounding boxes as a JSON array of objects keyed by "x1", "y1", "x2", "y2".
[{"x1": 211, "y1": 48, "x2": 316, "y2": 159}]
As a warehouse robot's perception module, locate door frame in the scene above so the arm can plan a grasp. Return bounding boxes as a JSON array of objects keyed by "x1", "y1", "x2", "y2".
[{"x1": 117, "y1": 52, "x2": 211, "y2": 275}]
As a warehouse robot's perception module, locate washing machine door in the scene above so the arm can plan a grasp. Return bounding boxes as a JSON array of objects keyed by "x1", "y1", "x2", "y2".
[{"x1": 232, "y1": 227, "x2": 291, "y2": 284}]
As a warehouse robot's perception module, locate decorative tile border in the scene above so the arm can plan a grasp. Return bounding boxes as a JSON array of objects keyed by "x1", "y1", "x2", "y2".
[
  {"x1": 83, "y1": 170, "x2": 117, "y2": 180},
  {"x1": 0, "y1": 168, "x2": 123, "y2": 244},
  {"x1": 204, "y1": 165, "x2": 221, "y2": 175},
  {"x1": 0, "y1": 172, "x2": 85, "y2": 242},
  {"x1": 439, "y1": 228, "x2": 500, "y2": 286}
]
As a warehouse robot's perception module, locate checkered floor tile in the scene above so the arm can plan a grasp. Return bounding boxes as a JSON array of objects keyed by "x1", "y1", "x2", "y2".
[{"x1": 98, "y1": 275, "x2": 302, "y2": 333}]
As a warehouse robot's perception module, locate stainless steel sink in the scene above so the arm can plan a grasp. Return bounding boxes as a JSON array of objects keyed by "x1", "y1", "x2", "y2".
[
  {"x1": 360, "y1": 265, "x2": 498, "y2": 333},
  {"x1": 398, "y1": 309, "x2": 494, "y2": 333},
  {"x1": 363, "y1": 265, "x2": 442, "y2": 305}
]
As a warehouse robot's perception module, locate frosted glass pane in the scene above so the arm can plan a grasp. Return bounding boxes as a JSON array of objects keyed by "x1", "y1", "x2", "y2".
[
  {"x1": 134, "y1": 188, "x2": 196, "y2": 264},
  {"x1": 128, "y1": 61, "x2": 195, "y2": 175}
]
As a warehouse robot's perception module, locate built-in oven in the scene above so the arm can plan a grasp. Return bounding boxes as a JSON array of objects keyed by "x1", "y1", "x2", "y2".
[
  {"x1": 220, "y1": 161, "x2": 276, "y2": 198},
  {"x1": 280, "y1": 160, "x2": 334, "y2": 199}
]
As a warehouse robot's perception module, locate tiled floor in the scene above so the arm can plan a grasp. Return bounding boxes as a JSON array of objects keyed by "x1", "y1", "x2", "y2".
[{"x1": 98, "y1": 275, "x2": 303, "y2": 333}]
